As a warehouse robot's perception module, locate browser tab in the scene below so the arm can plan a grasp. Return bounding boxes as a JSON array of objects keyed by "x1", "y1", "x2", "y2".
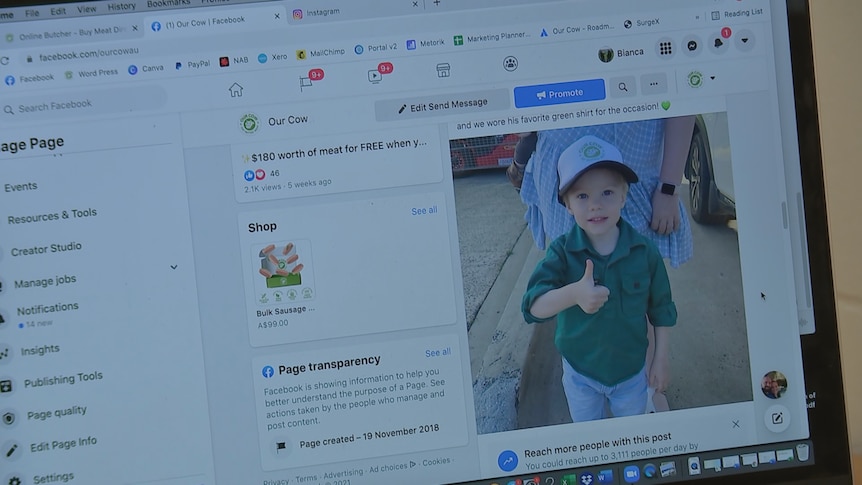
[
  {"x1": 287, "y1": 0, "x2": 566, "y2": 25},
  {"x1": 143, "y1": 5, "x2": 285, "y2": 37},
  {"x1": 8, "y1": 19, "x2": 141, "y2": 47},
  {"x1": 287, "y1": 2, "x2": 407, "y2": 25}
]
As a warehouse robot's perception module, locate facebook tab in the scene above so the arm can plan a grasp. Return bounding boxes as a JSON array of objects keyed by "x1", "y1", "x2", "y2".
[{"x1": 513, "y1": 79, "x2": 605, "y2": 108}]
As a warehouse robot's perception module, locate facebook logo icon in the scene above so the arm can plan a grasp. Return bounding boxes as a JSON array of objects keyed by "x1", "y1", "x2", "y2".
[{"x1": 262, "y1": 366, "x2": 275, "y2": 378}]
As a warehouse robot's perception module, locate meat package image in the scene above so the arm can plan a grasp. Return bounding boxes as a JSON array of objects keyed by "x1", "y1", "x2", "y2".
[{"x1": 252, "y1": 240, "x2": 316, "y2": 305}]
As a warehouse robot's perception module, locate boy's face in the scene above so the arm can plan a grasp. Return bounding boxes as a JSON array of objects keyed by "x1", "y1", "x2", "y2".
[{"x1": 562, "y1": 167, "x2": 628, "y2": 239}]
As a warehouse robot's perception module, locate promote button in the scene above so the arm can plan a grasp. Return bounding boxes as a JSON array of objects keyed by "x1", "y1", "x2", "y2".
[{"x1": 514, "y1": 79, "x2": 605, "y2": 108}]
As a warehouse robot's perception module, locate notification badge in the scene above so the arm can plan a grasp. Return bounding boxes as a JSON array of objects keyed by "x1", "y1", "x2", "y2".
[{"x1": 308, "y1": 68, "x2": 324, "y2": 81}]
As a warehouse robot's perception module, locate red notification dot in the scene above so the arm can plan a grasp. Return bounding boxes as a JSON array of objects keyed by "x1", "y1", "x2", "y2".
[
  {"x1": 377, "y1": 62, "x2": 394, "y2": 75},
  {"x1": 308, "y1": 68, "x2": 325, "y2": 81},
  {"x1": 721, "y1": 27, "x2": 732, "y2": 39}
]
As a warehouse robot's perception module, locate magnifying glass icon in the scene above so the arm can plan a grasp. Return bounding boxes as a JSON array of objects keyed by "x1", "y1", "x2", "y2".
[
  {"x1": 3, "y1": 105, "x2": 13, "y2": 115},
  {"x1": 618, "y1": 82, "x2": 628, "y2": 92}
]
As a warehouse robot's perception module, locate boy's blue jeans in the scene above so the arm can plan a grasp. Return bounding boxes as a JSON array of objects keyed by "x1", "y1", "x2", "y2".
[{"x1": 561, "y1": 357, "x2": 648, "y2": 422}]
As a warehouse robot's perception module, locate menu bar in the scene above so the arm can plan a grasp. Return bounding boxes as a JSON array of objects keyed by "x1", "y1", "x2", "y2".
[{"x1": 0, "y1": 0, "x2": 275, "y2": 24}]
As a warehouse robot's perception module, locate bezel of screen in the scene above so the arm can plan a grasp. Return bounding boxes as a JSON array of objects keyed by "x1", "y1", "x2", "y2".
[
  {"x1": 0, "y1": 0, "x2": 852, "y2": 484},
  {"x1": 781, "y1": 0, "x2": 852, "y2": 482}
]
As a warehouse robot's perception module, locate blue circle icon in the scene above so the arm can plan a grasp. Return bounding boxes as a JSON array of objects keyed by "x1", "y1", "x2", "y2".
[
  {"x1": 262, "y1": 366, "x2": 275, "y2": 378},
  {"x1": 497, "y1": 450, "x2": 518, "y2": 472},
  {"x1": 354, "y1": 44, "x2": 364, "y2": 55},
  {"x1": 151, "y1": 21, "x2": 161, "y2": 32},
  {"x1": 244, "y1": 170, "x2": 255, "y2": 182},
  {"x1": 128, "y1": 65, "x2": 138, "y2": 75},
  {"x1": 643, "y1": 463, "x2": 657, "y2": 478},
  {"x1": 258, "y1": 53, "x2": 268, "y2": 64},
  {"x1": 4, "y1": 76, "x2": 14, "y2": 86}
]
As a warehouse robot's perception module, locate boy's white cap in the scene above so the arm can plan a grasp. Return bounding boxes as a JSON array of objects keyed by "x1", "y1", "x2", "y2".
[{"x1": 557, "y1": 135, "x2": 638, "y2": 204}]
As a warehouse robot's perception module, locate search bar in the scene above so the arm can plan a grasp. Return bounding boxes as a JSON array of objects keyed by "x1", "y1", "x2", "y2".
[{"x1": 3, "y1": 85, "x2": 167, "y2": 120}]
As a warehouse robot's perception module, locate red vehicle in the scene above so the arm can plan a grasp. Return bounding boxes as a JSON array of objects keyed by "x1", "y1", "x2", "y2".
[{"x1": 449, "y1": 134, "x2": 519, "y2": 172}]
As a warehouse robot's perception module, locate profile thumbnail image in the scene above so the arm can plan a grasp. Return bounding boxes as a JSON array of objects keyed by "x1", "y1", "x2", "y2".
[{"x1": 251, "y1": 240, "x2": 315, "y2": 306}]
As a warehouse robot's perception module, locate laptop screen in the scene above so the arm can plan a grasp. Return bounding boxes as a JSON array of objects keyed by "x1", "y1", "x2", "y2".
[{"x1": 0, "y1": 0, "x2": 851, "y2": 484}]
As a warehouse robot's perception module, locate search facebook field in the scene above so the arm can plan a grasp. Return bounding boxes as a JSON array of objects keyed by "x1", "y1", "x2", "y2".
[
  {"x1": 230, "y1": 125, "x2": 443, "y2": 203},
  {"x1": 2, "y1": 85, "x2": 167, "y2": 120}
]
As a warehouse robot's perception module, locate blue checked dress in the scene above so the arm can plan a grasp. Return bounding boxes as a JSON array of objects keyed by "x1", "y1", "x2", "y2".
[{"x1": 520, "y1": 119, "x2": 693, "y2": 267}]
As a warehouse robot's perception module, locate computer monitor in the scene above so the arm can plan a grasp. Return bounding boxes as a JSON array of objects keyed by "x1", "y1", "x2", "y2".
[{"x1": 0, "y1": 0, "x2": 852, "y2": 484}]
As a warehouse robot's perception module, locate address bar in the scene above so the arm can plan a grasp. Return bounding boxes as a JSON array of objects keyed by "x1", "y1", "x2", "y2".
[
  {"x1": 29, "y1": 45, "x2": 142, "y2": 64},
  {"x1": 143, "y1": 5, "x2": 285, "y2": 37}
]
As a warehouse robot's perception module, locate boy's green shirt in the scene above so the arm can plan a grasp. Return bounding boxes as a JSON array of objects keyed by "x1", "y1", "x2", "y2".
[{"x1": 522, "y1": 219, "x2": 677, "y2": 386}]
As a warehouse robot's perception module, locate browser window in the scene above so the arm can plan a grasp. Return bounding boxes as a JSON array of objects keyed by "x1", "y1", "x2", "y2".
[{"x1": 0, "y1": 1, "x2": 847, "y2": 484}]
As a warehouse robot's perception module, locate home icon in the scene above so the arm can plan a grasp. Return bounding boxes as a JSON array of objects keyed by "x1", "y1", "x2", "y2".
[{"x1": 228, "y1": 83, "x2": 244, "y2": 98}]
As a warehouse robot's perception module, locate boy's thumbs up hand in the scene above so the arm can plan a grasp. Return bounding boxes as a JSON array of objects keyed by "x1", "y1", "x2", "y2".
[
  {"x1": 574, "y1": 259, "x2": 610, "y2": 314},
  {"x1": 579, "y1": 258, "x2": 596, "y2": 284}
]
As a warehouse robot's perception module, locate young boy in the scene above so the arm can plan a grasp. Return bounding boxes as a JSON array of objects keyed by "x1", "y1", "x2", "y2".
[{"x1": 521, "y1": 135, "x2": 677, "y2": 422}]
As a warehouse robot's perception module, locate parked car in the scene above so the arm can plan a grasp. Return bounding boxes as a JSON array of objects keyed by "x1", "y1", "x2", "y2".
[
  {"x1": 685, "y1": 113, "x2": 736, "y2": 224},
  {"x1": 449, "y1": 134, "x2": 518, "y2": 172}
]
